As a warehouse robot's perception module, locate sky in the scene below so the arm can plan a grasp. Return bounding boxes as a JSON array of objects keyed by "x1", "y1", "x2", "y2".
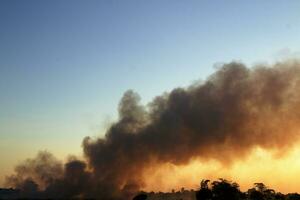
[{"x1": 1, "y1": 0, "x2": 300, "y2": 188}]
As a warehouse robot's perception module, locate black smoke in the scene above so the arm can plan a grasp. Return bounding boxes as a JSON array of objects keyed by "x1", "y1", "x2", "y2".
[{"x1": 6, "y1": 60, "x2": 300, "y2": 199}]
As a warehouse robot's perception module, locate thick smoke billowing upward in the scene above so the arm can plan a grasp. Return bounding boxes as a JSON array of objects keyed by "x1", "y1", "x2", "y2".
[{"x1": 6, "y1": 60, "x2": 300, "y2": 199}]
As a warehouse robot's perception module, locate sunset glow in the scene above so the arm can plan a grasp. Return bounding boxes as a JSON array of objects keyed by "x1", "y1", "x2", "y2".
[
  {"x1": 1, "y1": 1, "x2": 300, "y2": 199},
  {"x1": 143, "y1": 146, "x2": 300, "y2": 193}
]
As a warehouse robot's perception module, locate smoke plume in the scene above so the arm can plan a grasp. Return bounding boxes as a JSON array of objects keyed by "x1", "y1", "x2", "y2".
[{"x1": 6, "y1": 60, "x2": 300, "y2": 199}]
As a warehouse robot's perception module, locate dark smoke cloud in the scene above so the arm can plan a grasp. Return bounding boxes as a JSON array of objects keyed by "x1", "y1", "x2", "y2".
[
  {"x1": 6, "y1": 60, "x2": 300, "y2": 199},
  {"x1": 6, "y1": 151, "x2": 63, "y2": 190}
]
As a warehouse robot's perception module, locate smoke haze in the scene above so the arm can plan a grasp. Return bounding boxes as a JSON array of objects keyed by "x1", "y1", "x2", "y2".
[{"x1": 6, "y1": 60, "x2": 300, "y2": 199}]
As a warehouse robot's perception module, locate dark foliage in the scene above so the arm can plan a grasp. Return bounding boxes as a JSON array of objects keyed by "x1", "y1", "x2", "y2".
[
  {"x1": 194, "y1": 180, "x2": 300, "y2": 200},
  {"x1": 131, "y1": 179, "x2": 300, "y2": 200},
  {"x1": 133, "y1": 193, "x2": 148, "y2": 200}
]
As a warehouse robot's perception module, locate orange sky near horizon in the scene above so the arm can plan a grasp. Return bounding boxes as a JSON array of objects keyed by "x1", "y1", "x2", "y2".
[
  {"x1": 2, "y1": 144, "x2": 300, "y2": 194},
  {"x1": 142, "y1": 146, "x2": 300, "y2": 193}
]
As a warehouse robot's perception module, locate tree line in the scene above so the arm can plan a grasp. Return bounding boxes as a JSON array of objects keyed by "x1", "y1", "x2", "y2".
[{"x1": 133, "y1": 179, "x2": 300, "y2": 200}]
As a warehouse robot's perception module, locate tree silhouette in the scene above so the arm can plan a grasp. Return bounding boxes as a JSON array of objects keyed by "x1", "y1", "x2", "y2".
[
  {"x1": 196, "y1": 179, "x2": 212, "y2": 200},
  {"x1": 132, "y1": 193, "x2": 147, "y2": 200},
  {"x1": 248, "y1": 182, "x2": 279, "y2": 200},
  {"x1": 287, "y1": 193, "x2": 300, "y2": 200},
  {"x1": 196, "y1": 179, "x2": 242, "y2": 200},
  {"x1": 254, "y1": 183, "x2": 267, "y2": 193},
  {"x1": 248, "y1": 188, "x2": 264, "y2": 200},
  {"x1": 211, "y1": 179, "x2": 241, "y2": 200}
]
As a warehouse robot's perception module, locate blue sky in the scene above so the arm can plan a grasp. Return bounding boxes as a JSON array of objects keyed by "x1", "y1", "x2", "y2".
[{"x1": 0, "y1": 0, "x2": 300, "y2": 184}]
